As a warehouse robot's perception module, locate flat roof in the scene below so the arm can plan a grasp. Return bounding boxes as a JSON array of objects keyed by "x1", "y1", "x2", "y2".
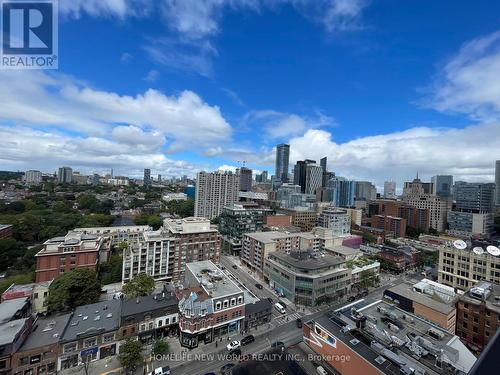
[
  {"x1": 385, "y1": 282, "x2": 456, "y2": 315},
  {"x1": 269, "y1": 251, "x2": 345, "y2": 271},
  {"x1": 310, "y1": 299, "x2": 476, "y2": 375},
  {"x1": 325, "y1": 245, "x2": 361, "y2": 256},
  {"x1": 459, "y1": 282, "x2": 500, "y2": 314},
  {"x1": 121, "y1": 293, "x2": 178, "y2": 317},
  {"x1": 19, "y1": 314, "x2": 72, "y2": 351},
  {"x1": 0, "y1": 318, "x2": 28, "y2": 346},
  {"x1": 244, "y1": 231, "x2": 297, "y2": 243},
  {"x1": 0, "y1": 297, "x2": 29, "y2": 324},
  {"x1": 61, "y1": 300, "x2": 121, "y2": 342},
  {"x1": 186, "y1": 261, "x2": 243, "y2": 298}
]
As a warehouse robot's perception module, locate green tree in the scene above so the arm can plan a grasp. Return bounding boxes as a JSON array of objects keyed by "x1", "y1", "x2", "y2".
[
  {"x1": 122, "y1": 273, "x2": 155, "y2": 298},
  {"x1": 47, "y1": 268, "x2": 101, "y2": 312},
  {"x1": 152, "y1": 339, "x2": 169, "y2": 355},
  {"x1": 99, "y1": 253, "x2": 123, "y2": 285},
  {"x1": 0, "y1": 239, "x2": 24, "y2": 272},
  {"x1": 118, "y1": 339, "x2": 143, "y2": 370}
]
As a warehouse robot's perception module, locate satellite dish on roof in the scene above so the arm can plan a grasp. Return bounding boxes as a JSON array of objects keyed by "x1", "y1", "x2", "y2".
[
  {"x1": 486, "y1": 245, "x2": 500, "y2": 256},
  {"x1": 472, "y1": 247, "x2": 484, "y2": 255},
  {"x1": 453, "y1": 240, "x2": 467, "y2": 250}
]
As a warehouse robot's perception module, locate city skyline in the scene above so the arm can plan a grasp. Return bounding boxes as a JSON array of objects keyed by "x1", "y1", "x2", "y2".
[{"x1": 1, "y1": 1, "x2": 500, "y2": 188}]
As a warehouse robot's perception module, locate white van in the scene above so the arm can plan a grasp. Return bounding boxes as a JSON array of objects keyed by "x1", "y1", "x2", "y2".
[
  {"x1": 316, "y1": 366, "x2": 328, "y2": 375},
  {"x1": 274, "y1": 302, "x2": 286, "y2": 314}
]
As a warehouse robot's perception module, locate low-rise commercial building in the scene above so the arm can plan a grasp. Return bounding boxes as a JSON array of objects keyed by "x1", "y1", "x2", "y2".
[
  {"x1": 0, "y1": 318, "x2": 32, "y2": 375},
  {"x1": 12, "y1": 314, "x2": 71, "y2": 375},
  {"x1": 456, "y1": 281, "x2": 500, "y2": 353},
  {"x1": 384, "y1": 279, "x2": 458, "y2": 332},
  {"x1": 120, "y1": 292, "x2": 178, "y2": 344},
  {"x1": 244, "y1": 299, "x2": 272, "y2": 331},
  {"x1": 58, "y1": 300, "x2": 121, "y2": 370},
  {"x1": 263, "y1": 251, "x2": 350, "y2": 306},
  {"x1": 177, "y1": 261, "x2": 246, "y2": 348},
  {"x1": 279, "y1": 208, "x2": 317, "y2": 231}
]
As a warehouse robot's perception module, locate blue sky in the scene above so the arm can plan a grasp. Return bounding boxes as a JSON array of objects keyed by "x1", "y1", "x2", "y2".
[{"x1": 1, "y1": 0, "x2": 500, "y2": 189}]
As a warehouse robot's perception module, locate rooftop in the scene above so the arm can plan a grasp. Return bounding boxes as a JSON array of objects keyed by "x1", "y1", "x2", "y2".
[
  {"x1": 459, "y1": 281, "x2": 500, "y2": 314},
  {"x1": 0, "y1": 318, "x2": 29, "y2": 346},
  {"x1": 19, "y1": 314, "x2": 72, "y2": 351},
  {"x1": 186, "y1": 260, "x2": 243, "y2": 298},
  {"x1": 311, "y1": 299, "x2": 476, "y2": 375},
  {"x1": 0, "y1": 224, "x2": 13, "y2": 230},
  {"x1": 232, "y1": 348, "x2": 307, "y2": 375},
  {"x1": 245, "y1": 231, "x2": 297, "y2": 243},
  {"x1": 325, "y1": 245, "x2": 361, "y2": 257},
  {"x1": 0, "y1": 297, "x2": 30, "y2": 324},
  {"x1": 268, "y1": 251, "x2": 345, "y2": 271},
  {"x1": 121, "y1": 292, "x2": 178, "y2": 318},
  {"x1": 61, "y1": 299, "x2": 121, "y2": 342},
  {"x1": 163, "y1": 217, "x2": 217, "y2": 234},
  {"x1": 385, "y1": 280, "x2": 457, "y2": 315}
]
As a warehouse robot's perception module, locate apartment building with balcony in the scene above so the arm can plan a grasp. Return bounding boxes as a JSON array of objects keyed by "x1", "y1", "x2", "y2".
[{"x1": 122, "y1": 217, "x2": 220, "y2": 283}]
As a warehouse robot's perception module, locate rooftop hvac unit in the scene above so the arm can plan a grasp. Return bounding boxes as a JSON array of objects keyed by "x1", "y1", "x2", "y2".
[{"x1": 427, "y1": 327, "x2": 445, "y2": 341}]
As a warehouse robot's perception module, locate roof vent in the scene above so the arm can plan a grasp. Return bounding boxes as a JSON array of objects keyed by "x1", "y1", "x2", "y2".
[
  {"x1": 83, "y1": 316, "x2": 88, "y2": 320},
  {"x1": 106, "y1": 313, "x2": 113, "y2": 318},
  {"x1": 94, "y1": 315, "x2": 101, "y2": 321}
]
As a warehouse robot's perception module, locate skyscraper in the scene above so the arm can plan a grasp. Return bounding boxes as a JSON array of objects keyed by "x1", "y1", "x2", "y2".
[
  {"x1": 275, "y1": 144, "x2": 290, "y2": 183},
  {"x1": 57, "y1": 167, "x2": 73, "y2": 184},
  {"x1": 495, "y1": 160, "x2": 500, "y2": 206},
  {"x1": 431, "y1": 175, "x2": 453, "y2": 197},
  {"x1": 327, "y1": 177, "x2": 356, "y2": 207},
  {"x1": 305, "y1": 164, "x2": 323, "y2": 195},
  {"x1": 320, "y1": 156, "x2": 327, "y2": 172},
  {"x1": 143, "y1": 168, "x2": 151, "y2": 187},
  {"x1": 355, "y1": 181, "x2": 377, "y2": 201},
  {"x1": 195, "y1": 171, "x2": 240, "y2": 219},
  {"x1": 383, "y1": 180, "x2": 396, "y2": 198},
  {"x1": 453, "y1": 182, "x2": 495, "y2": 213},
  {"x1": 239, "y1": 167, "x2": 253, "y2": 191},
  {"x1": 293, "y1": 159, "x2": 316, "y2": 193}
]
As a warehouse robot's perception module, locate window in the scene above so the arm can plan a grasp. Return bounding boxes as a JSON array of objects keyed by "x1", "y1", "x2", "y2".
[
  {"x1": 34, "y1": 293, "x2": 39, "y2": 299},
  {"x1": 172, "y1": 316, "x2": 176, "y2": 323},
  {"x1": 83, "y1": 337, "x2": 97, "y2": 348},
  {"x1": 237, "y1": 296, "x2": 243, "y2": 304},
  {"x1": 64, "y1": 343, "x2": 77, "y2": 353},
  {"x1": 230, "y1": 298, "x2": 236, "y2": 306},
  {"x1": 158, "y1": 320, "x2": 163, "y2": 327},
  {"x1": 103, "y1": 334, "x2": 114, "y2": 343},
  {"x1": 215, "y1": 301, "x2": 221, "y2": 310},
  {"x1": 223, "y1": 300, "x2": 228, "y2": 308}
]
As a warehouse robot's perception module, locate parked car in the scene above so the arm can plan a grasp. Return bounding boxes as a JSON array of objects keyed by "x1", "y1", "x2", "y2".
[
  {"x1": 147, "y1": 366, "x2": 171, "y2": 375},
  {"x1": 296, "y1": 318, "x2": 303, "y2": 328},
  {"x1": 255, "y1": 283, "x2": 263, "y2": 289},
  {"x1": 347, "y1": 296, "x2": 355, "y2": 302},
  {"x1": 241, "y1": 335, "x2": 255, "y2": 346},
  {"x1": 278, "y1": 300, "x2": 287, "y2": 309},
  {"x1": 220, "y1": 363, "x2": 235, "y2": 375},
  {"x1": 271, "y1": 341, "x2": 285, "y2": 348},
  {"x1": 316, "y1": 365, "x2": 328, "y2": 375},
  {"x1": 267, "y1": 297, "x2": 274, "y2": 304},
  {"x1": 226, "y1": 340, "x2": 241, "y2": 351},
  {"x1": 220, "y1": 363, "x2": 236, "y2": 375},
  {"x1": 232, "y1": 264, "x2": 238, "y2": 270}
]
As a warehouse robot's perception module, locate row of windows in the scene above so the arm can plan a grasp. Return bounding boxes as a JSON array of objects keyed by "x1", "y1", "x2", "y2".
[
  {"x1": 63, "y1": 333, "x2": 115, "y2": 353},
  {"x1": 215, "y1": 296, "x2": 243, "y2": 310}
]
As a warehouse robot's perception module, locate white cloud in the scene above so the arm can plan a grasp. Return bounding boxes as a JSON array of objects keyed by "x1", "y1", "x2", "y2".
[
  {"x1": 217, "y1": 164, "x2": 239, "y2": 173},
  {"x1": 283, "y1": 124, "x2": 500, "y2": 187},
  {"x1": 59, "y1": 0, "x2": 152, "y2": 19},
  {"x1": 0, "y1": 70, "x2": 232, "y2": 151},
  {"x1": 242, "y1": 109, "x2": 336, "y2": 139},
  {"x1": 0, "y1": 126, "x2": 205, "y2": 178},
  {"x1": 425, "y1": 30, "x2": 500, "y2": 121},
  {"x1": 142, "y1": 37, "x2": 217, "y2": 77},
  {"x1": 120, "y1": 52, "x2": 133, "y2": 63},
  {"x1": 143, "y1": 69, "x2": 160, "y2": 82}
]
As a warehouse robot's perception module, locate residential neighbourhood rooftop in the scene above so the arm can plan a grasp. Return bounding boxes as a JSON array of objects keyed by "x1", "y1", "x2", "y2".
[
  {"x1": 19, "y1": 314, "x2": 72, "y2": 351},
  {"x1": 0, "y1": 318, "x2": 29, "y2": 346},
  {"x1": 186, "y1": 260, "x2": 243, "y2": 298}
]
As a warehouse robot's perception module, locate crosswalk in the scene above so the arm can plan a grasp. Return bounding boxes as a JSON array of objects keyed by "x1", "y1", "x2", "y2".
[{"x1": 272, "y1": 311, "x2": 302, "y2": 327}]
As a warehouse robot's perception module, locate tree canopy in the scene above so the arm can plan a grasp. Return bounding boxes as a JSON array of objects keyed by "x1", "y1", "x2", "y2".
[
  {"x1": 122, "y1": 272, "x2": 155, "y2": 298},
  {"x1": 47, "y1": 268, "x2": 101, "y2": 312},
  {"x1": 118, "y1": 339, "x2": 143, "y2": 370}
]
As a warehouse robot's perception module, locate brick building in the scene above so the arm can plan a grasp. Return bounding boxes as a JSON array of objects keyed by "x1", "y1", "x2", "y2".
[
  {"x1": 455, "y1": 281, "x2": 500, "y2": 353},
  {"x1": 370, "y1": 214, "x2": 407, "y2": 238},
  {"x1": 35, "y1": 232, "x2": 108, "y2": 282}
]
